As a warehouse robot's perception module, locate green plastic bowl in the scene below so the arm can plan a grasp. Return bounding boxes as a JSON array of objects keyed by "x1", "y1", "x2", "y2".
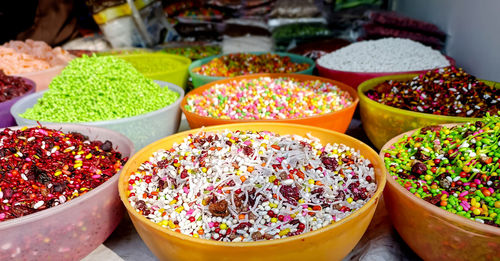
[
  {"x1": 188, "y1": 52, "x2": 315, "y2": 88},
  {"x1": 118, "y1": 53, "x2": 192, "y2": 89},
  {"x1": 358, "y1": 74, "x2": 500, "y2": 149}
]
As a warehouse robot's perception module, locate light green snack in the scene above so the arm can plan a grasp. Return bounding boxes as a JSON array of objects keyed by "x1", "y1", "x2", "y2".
[
  {"x1": 119, "y1": 54, "x2": 180, "y2": 74},
  {"x1": 21, "y1": 55, "x2": 179, "y2": 122}
]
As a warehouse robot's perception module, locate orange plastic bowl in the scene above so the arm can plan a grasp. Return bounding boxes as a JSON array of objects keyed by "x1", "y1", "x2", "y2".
[
  {"x1": 118, "y1": 123, "x2": 386, "y2": 261},
  {"x1": 380, "y1": 125, "x2": 500, "y2": 261},
  {"x1": 316, "y1": 56, "x2": 455, "y2": 90},
  {"x1": 180, "y1": 74, "x2": 358, "y2": 133}
]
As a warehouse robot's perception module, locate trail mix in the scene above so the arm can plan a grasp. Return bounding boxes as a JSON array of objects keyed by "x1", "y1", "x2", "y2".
[
  {"x1": 21, "y1": 55, "x2": 179, "y2": 122},
  {"x1": 383, "y1": 114, "x2": 500, "y2": 227},
  {"x1": 192, "y1": 53, "x2": 310, "y2": 77},
  {"x1": 0, "y1": 126, "x2": 127, "y2": 221},
  {"x1": 0, "y1": 70, "x2": 32, "y2": 102},
  {"x1": 366, "y1": 67, "x2": 499, "y2": 117},
  {"x1": 184, "y1": 77, "x2": 353, "y2": 120},
  {"x1": 128, "y1": 130, "x2": 377, "y2": 242}
]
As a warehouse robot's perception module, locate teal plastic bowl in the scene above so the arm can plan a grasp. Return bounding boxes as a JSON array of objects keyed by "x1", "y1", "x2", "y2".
[{"x1": 188, "y1": 52, "x2": 315, "y2": 88}]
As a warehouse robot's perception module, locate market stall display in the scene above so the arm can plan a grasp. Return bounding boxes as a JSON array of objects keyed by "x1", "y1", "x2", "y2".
[
  {"x1": 181, "y1": 74, "x2": 358, "y2": 132},
  {"x1": 10, "y1": 55, "x2": 184, "y2": 150},
  {"x1": 380, "y1": 117, "x2": 500, "y2": 260},
  {"x1": 316, "y1": 38, "x2": 453, "y2": 88},
  {"x1": 2, "y1": 3, "x2": 497, "y2": 259},
  {"x1": 188, "y1": 52, "x2": 315, "y2": 87},
  {"x1": 118, "y1": 123, "x2": 386, "y2": 261},
  {"x1": 0, "y1": 40, "x2": 74, "y2": 91},
  {"x1": 117, "y1": 53, "x2": 191, "y2": 89},
  {"x1": 0, "y1": 72, "x2": 35, "y2": 128},
  {"x1": 0, "y1": 124, "x2": 134, "y2": 261},
  {"x1": 358, "y1": 69, "x2": 500, "y2": 149}
]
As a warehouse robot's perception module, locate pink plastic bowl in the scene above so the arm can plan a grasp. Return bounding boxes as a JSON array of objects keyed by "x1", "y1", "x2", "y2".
[
  {"x1": 0, "y1": 124, "x2": 134, "y2": 261},
  {"x1": 316, "y1": 56, "x2": 455, "y2": 89},
  {"x1": 16, "y1": 65, "x2": 66, "y2": 92}
]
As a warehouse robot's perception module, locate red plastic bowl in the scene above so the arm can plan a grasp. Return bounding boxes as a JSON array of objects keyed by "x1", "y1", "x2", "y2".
[{"x1": 316, "y1": 56, "x2": 455, "y2": 89}]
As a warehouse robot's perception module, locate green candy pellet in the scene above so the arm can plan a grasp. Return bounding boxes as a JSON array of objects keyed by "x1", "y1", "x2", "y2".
[{"x1": 21, "y1": 55, "x2": 179, "y2": 122}]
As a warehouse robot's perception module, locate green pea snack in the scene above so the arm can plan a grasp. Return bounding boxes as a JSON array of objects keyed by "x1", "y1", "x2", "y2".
[{"x1": 21, "y1": 55, "x2": 179, "y2": 122}]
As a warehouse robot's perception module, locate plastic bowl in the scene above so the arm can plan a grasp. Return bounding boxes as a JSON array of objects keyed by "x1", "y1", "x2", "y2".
[
  {"x1": 15, "y1": 65, "x2": 66, "y2": 92},
  {"x1": 0, "y1": 77, "x2": 35, "y2": 128},
  {"x1": 358, "y1": 74, "x2": 500, "y2": 149},
  {"x1": 380, "y1": 124, "x2": 500, "y2": 261},
  {"x1": 118, "y1": 123, "x2": 386, "y2": 261},
  {"x1": 188, "y1": 52, "x2": 316, "y2": 88},
  {"x1": 10, "y1": 81, "x2": 184, "y2": 150},
  {"x1": 0, "y1": 124, "x2": 134, "y2": 261},
  {"x1": 181, "y1": 73, "x2": 358, "y2": 133},
  {"x1": 117, "y1": 53, "x2": 192, "y2": 89},
  {"x1": 316, "y1": 56, "x2": 455, "y2": 89}
]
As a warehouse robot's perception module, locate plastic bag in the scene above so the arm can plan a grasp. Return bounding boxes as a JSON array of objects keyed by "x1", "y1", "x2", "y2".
[{"x1": 87, "y1": 0, "x2": 178, "y2": 48}]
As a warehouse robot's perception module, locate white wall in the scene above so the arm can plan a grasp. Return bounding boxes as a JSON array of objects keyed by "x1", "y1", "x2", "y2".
[{"x1": 391, "y1": 0, "x2": 500, "y2": 81}]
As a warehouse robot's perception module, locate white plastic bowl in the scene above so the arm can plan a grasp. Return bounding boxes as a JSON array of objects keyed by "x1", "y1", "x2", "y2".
[{"x1": 10, "y1": 81, "x2": 184, "y2": 150}]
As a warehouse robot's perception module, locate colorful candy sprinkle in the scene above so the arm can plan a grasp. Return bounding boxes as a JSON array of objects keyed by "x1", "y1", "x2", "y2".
[
  {"x1": 21, "y1": 55, "x2": 179, "y2": 122},
  {"x1": 383, "y1": 114, "x2": 500, "y2": 227},
  {"x1": 128, "y1": 130, "x2": 377, "y2": 241},
  {"x1": 0, "y1": 126, "x2": 127, "y2": 221},
  {"x1": 185, "y1": 77, "x2": 353, "y2": 120},
  {"x1": 366, "y1": 67, "x2": 499, "y2": 117},
  {"x1": 192, "y1": 53, "x2": 310, "y2": 77}
]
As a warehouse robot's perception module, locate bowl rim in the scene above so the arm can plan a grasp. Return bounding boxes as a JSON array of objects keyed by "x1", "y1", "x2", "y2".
[
  {"x1": 357, "y1": 73, "x2": 499, "y2": 122},
  {"x1": 315, "y1": 55, "x2": 455, "y2": 75},
  {"x1": 0, "y1": 123, "x2": 134, "y2": 229},
  {"x1": 187, "y1": 51, "x2": 316, "y2": 81},
  {"x1": 380, "y1": 123, "x2": 500, "y2": 236},
  {"x1": 118, "y1": 122, "x2": 387, "y2": 247},
  {"x1": 180, "y1": 73, "x2": 359, "y2": 124},
  {"x1": 11, "y1": 81, "x2": 185, "y2": 125},
  {"x1": 0, "y1": 77, "x2": 36, "y2": 106}
]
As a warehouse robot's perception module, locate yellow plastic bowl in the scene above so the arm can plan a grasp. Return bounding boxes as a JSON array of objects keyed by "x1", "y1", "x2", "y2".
[
  {"x1": 380, "y1": 124, "x2": 500, "y2": 261},
  {"x1": 118, "y1": 123, "x2": 386, "y2": 261},
  {"x1": 117, "y1": 53, "x2": 192, "y2": 89},
  {"x1": 358, "y1": 74, "x2": 500, "y2": 149}
]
